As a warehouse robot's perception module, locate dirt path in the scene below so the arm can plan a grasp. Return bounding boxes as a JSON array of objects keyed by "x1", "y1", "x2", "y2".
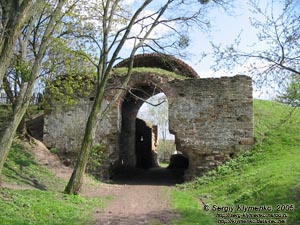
[
  {"x1": 31, "y1": 139, "x2": 179, "y2": 225},
  {"x1": 84, "y1": 183, "x2": 177, "y2": 225}
]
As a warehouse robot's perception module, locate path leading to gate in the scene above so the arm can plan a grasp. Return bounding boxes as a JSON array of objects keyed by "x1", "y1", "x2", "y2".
[
  {"x1": 84, "y1": 183, "x2": 178, "y2": 225},
  {"x1": 31, "y1": 139, "x2": 182, "y2": 225},
  {"x1": 83, "y1": 168, "x2": 184, "y2": 225}
]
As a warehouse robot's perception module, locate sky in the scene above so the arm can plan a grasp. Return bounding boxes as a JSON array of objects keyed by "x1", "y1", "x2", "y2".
[
  {"x1": 65, "y1": 0, "x2": 296, "y2": 137},
  {"x1": 137, "y1": 0, "x2": 291, "y2": 139},
  {"x1": 183, "y1": 1, "x2": 274, "y2": 99},
  {"x1": 73, "y1": 0, "x2": 293, "y2": 100},
  {"x1": 181, "y1": 0, "x2": 299, "y2": 99},
  {"x1": 122, "y1": 0, "x2": 288, "y2": 100}
]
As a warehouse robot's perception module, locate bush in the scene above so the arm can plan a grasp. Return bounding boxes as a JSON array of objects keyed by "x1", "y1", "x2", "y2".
[
  {"x1": 86, "y1": 144, "x2": 105, "y2": 176},
  {"x1": 156, "y1": 140, "x2": 176, "y2": 163}
]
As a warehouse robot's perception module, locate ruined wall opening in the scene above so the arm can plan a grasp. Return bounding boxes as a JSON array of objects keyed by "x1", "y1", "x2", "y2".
[
  {"x1": 114, "y1": 87, "x2": 188, "y2": 184},
  {"x1": 137, "y1": 93, "x2": 187, "y2": 169}
]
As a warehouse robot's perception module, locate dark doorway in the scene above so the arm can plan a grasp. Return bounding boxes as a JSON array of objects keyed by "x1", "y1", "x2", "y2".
[{"x1": 135, "y1": 118, "x2": 159, "y2": 169}]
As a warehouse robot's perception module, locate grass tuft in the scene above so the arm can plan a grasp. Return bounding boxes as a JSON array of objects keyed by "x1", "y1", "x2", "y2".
[{"x1": 2, "y1": 140, "x2": 65, "y2": 191}]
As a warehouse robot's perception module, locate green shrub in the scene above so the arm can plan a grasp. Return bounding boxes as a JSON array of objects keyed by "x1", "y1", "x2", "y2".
[
  {"x1": 86, "y1": 143, "x2": 105, "y2": 175},
  {"x1": 156, "y1": 140, "x2": 176, "y2": 163}
]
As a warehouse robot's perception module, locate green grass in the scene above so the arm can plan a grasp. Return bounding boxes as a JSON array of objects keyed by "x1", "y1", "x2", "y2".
[
  {"x1": 2, "y1": 100, "x2": 299, "y2": 224},
  {"x1": 0, "y1": 188, "x2": 100, "y2": 225},
  {"x1": 0, "y1": 139, "x2": 104, "y2": 225},
  {"x1": 171, "y1": 100, "x2": 300, "y2": 225},
  {"x1": 159, "y1": 162, "x2": 169, "y2": 168},
  {"x1": 2, "y1": 140, "x2": 65, "y2": 191},
  {"x1": 113, "y1": 67, "x2": 189, "y2": 80}
]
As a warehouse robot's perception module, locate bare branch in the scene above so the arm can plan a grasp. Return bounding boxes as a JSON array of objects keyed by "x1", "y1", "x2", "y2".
[{"x1": 128, "y1": 89, "x2": 166, "y2": 106}]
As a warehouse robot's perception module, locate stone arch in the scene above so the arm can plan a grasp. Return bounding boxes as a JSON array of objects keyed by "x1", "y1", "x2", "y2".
[
  {"x1": 114, "y1": 54, "x2": 197, "y2": 174},
  {"x1": 115, "y1": 53, "x2": 199, "y2": 79}
]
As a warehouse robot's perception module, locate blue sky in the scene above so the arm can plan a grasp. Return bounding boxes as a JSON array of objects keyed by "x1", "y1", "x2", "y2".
[
  {"x1": 186, "y1": 1, "x2": 256, "y2": 73},
  {"x1": 182, "y1": 0, "x2": 300, "y2": 99}
]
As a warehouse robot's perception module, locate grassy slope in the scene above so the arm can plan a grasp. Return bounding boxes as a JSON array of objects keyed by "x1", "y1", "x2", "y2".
[
  {"x1": 171, "y1": 100, "x2": 300, "y2": 225},
  {"x1": 0, "y1": 140, "x2": 103, "y2": 225}
]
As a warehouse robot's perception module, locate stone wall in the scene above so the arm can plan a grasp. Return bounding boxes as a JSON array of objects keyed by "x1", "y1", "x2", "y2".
[
  {"x1": 44, "y1": 71, "x2": 253, "y2": 181},
  {"x1": 167, "y1": 75, "x2": 253, "y2": 179},
  {"x1": 43, "y1": 99, "x2": 120, "y2": 178}
]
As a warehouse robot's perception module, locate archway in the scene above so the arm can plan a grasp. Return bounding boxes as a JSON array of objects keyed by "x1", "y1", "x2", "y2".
[
  {"x1": 137, "y1": 93, "x2": 178, "y2": 168},
  {"x1": 110, "y1": 53, "x2": 198, "y2": 183},
  {"x1": 114, "y1": 84, "x2": 188, "y2": 184}
]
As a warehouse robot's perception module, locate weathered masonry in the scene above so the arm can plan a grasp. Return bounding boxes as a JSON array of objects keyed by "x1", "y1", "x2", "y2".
[{"x1": 43, "y1": 53, "x2": 253, "y2": 180}]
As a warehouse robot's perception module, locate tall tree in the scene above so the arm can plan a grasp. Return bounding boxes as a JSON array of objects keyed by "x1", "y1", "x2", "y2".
[
  {"x1": 64, "y1": 0, "x2": 227, "y2": 194},
  {"x1": 0, "y1": 0, "x2": 39, "y2": 88},
  {"x1": 0, "y1": 0, "x2": 70, "y2": 182}
]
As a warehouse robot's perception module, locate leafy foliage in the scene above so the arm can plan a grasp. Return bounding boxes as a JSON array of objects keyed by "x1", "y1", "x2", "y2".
[
  {"x1": 277, "y1": 74, "x2": 300, "y2": 107},
  {"x1": 86, "y1": 143, "x2": 105, "y2": 176},
  {"x1": 45, "y1": 74, "x2": 95, "y2": 107},
  {"x1": 0, "y1": 105, "x2": 12, "y2": 129}
]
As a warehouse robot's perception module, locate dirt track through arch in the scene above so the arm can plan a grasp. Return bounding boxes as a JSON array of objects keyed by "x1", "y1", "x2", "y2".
[{"x1": 31, "y1": 140, "x2": 179, "y2": 225}]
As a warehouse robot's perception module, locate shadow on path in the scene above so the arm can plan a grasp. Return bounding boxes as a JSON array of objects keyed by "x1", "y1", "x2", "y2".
[{"x1": 110, "y1": 167, "x2": 185, "y2": 186}]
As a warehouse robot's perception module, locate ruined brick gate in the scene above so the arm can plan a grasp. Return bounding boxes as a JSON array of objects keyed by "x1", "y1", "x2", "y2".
[{"x1": 43, "y1": 54, "x2": 253, "y2": 181}]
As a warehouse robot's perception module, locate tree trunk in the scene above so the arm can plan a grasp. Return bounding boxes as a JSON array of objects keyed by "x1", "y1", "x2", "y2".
[
  {"x1": 17, "y1": 115, "x2": 27, "y2": 138},
  {"x1": 0, "y1": 0, "x2": 66, "y2": 183},
  {"x1": 0, "y1": 83, "x2": 30, "y2": 183},
  {"x1": 0, "y1": 0, "x2": 34, "y2": 88},
  {"x1": 64, "y1": 84, "x2": 106, "y2": 194},
  {"x1": 64, "y1": 0, "x2": 153, "y2": 194},
  {"x1": 64, "y1": 54, "x2": 138, "y2": 194}
]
